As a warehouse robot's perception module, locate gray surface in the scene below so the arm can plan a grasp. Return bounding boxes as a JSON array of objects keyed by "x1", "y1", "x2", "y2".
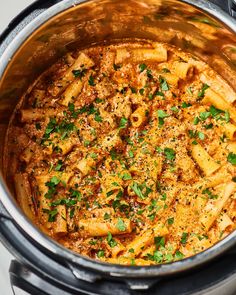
[{"x1": 0, "y1": 3, "x2": 33, "y2": 295}]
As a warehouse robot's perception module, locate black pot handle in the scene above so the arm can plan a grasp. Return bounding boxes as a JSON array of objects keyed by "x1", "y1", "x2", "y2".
[{"x1": 208, "y1": 0, "x2": 236, "y2": 18}]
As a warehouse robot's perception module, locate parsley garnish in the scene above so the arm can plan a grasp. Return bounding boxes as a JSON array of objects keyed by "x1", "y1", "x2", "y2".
[
  {"x1": 181, "y1": 232, "x2": 188, "y2": 244},
  {"x1": 159, "y1": 76, "x2": 169, "y2": 91},
  {"x1": 139, "y1": 88, "x2": 145, "y2": 95},
  {"x1": 116, "y1": 218, "x2": 126, "y2": 232},
  {"x1": 130, "y1": 87, "x2": 137, "y2": 94},
  {"x1": 162, "y1": 68, "x2": 170, "y2": 73},
  {"x1": 193, "y1": 117, "x2": 199, "y2": 125},
  {"x1": 119, "y1": 117, "x2": 128, "y2": 129},
  {"x1": 121, "y1": 173, "x2": 132, "y2": 180},
  {"x1": 199, "y1": 111, "x2": 211, "y2": 121},
  {"x1": 155, "y1": 236, "x2": 165, "y2": 248},
  {"x1": 202, "y1": 188, "x2": 218, "y2": 199},
  {"x1": 227, "y1": 152, "x2": 236, "y2": 165},
  {"x1": 35, "y1": 123, "x2": 41, "y2": 130},
  {"x1": 54, "y1": 160, "x2": 63, "y2": 171},
  {"x1": 44, "y1": 176, "x2": 60, "y2": 199},
  {"x1": 164, "y1": 148, "x2": 176, "y2": 161},
  {"x1": 147, "y1": 69, "x2": 153, "y2": 79},
  {"x1": 94, "y1": 111, "x2": 103, "y2": 122},
  {"x1": 139, "y1": 63, "x2": 147, "y2": 72},
  {"x1": 171, "y1": 106, "x2": 179, "y2": 113},
  {"x1": 157, "y1": 110, "x2": 169, "y2": 127},
  {"x1": 107, "y1": 232, "x2": 117, "y2": 248},
  {"x1": 104, "y1": 213, "x2": 111, "y2": 220},
  {"x1": 72, "y1": 68, "x2": 87, "y2": 79},
  {"x1": 198, "y1": 132, "x2": 205, "y2": 140},
  {"x1": 167, "y1": 217, "x2": 174, "y2": 225},
  {"x1": 131, "y1": 182, "x2": 152, "y2": 199},
  {"x1": 97, "y1": 250, "x2": 105, "y2": 258},
  {"x1": 174, "y1": 250, "x2": 185, "y2": 260},
  {"x1": 42, "y1": 208, "x2": 58, "y2": 222},
  {"x1": 88, "y1": 75, "x2": 95, "y2": 86},
  {"x1": 198, "y1": 84, "x2": 209, "y2": 98},
  {"x1": 182, "y1": 102, "x2": 192, "y2": 108}
]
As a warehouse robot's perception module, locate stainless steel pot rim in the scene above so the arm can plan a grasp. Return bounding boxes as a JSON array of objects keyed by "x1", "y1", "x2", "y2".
[{"x1": 0, "y1": 0, "x2": 236, "y2": 277}]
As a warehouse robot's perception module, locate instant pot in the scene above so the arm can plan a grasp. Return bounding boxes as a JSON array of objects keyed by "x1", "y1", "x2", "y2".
[{"x1": 0, "y1": 0, "x2": 236, "y2": 294}]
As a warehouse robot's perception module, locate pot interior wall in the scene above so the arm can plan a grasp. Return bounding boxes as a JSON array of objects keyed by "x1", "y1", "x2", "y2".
[{"x1": 1, "y1": 0, "x2": 236, "y2": 185}]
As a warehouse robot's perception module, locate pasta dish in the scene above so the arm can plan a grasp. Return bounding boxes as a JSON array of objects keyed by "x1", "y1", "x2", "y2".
[{"x1": 6, "y1": 40, "x2": 236, "y2": 265}]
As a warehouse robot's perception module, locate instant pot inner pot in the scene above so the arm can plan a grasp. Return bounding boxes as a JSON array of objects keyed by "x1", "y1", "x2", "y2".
[{"x1": 0, "y1": 0, "x2": 236, "y2": 271}]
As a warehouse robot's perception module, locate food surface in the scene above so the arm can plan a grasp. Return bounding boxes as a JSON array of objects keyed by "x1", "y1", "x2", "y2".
[{"x1": 6, "y1": 40, "x2": 236, "y2": 265}]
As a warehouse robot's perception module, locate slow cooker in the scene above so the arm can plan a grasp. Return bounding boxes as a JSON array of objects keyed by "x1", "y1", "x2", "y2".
[{"x1": 0, "y1": 0, "x2": 236, "y2": 294}]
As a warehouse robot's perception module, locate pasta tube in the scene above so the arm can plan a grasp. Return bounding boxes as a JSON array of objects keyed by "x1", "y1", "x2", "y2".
[
  {"x1": 124, "y1": 229, "x2": 154, "y2": 257},
  {"x1": 130, "y1": 106, "x2": 148, "y2": 128},
  {"x1": 54, "y1": 205, "x2": 67, "y2": 235},
  {"x1": 78, "y1": 218, "x2": 132, "y2": 237},
  {"x1": 14, "y1": 173, "x2": 35, "y2": 221},
  {"x1": 223, "y1": 123, "x2": 236, "y2": 140},
  {"x1": 203, "y1": 88, "x2": 236, "y2": 122},
  {"x1": 48, "y1": 52, "x2": 94, "y2": 96},
  {"x1": 191, "y1": 144, "x2": 220, "y2": 176},
  {"x1": 200, "y1": 182, "x2": 236, "y2": 231}
]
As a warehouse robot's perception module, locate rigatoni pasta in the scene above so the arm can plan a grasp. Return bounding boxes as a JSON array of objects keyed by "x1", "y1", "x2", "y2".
[{"x1": 6, "y1": 40, "x2": 236, "y2": 266}]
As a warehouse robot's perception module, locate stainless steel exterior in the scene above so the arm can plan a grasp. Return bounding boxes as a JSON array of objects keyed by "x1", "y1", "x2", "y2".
[{"x1": 0, "y1": 0, "x2": 236, "y2": 279}]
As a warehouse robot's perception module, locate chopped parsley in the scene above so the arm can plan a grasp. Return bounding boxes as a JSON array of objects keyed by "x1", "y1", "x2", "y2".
[
  {"x1": 104, "y1": 213, "x2": 111, "y2": 220},
  {"x1": 97, "y1": 250, "x2": 105, "y2": 258},
  {"x1": 94, "y1": 111, "x2": 103, "y2": 122},
  {"x1": 198, "y1": 84, "x2": 209, "y2": 98},
  {"x1": 171, "y1": 106, "x2": 179, "y2": 113},
  {"x1": 162, "y1": 68, "x2": 170, "y2": 73},
  {"x1": 180, "y1": 232, "x2": 188, "y2": 245},
  {"x1": 227, "y1": 152, "x2": 236, "y2": 165},
  {"x1": 121, "y1": 172, "x2": 132, "y2": 180},
  {"x1": 119, "y1": 117, "x2": 128, "y2": 129},
  {"x1": 182, "y1": 102, "x2": 192, "y2": 108},
  {"x1": 54, "y1": 160, "x2": 63, "y2": 171},
  {"x1": 116, "y1": 218, "x2": 126, "y2": 232},
  {"x1": 164, "y1": 148, "x2": 176, "y2": 161},
  {"x1": 128, "y1": 150, "x2": 134, "y2": 158},
  {"x1": 130, "y1": 87, "x2": 137, "y2": 94},
  {"x1": 147, "y1": 69, "x2": 153, "y2": 79},
  {"x1": 159, "y1": 76, "x2": 169, "y2": 91},
  {"x1": 42, "y1": 208, "x2": 58, "y2": 222},
  {"x1": 131, "y1": 182, "x2": 152, "y2": 200},
  {"x1": 70, "y1": 188, "x2": 82, "y2": 200},
  {"x1": 35, "y1": 123, "x2": 41, "y2": 130},
  {"x1": 139, "y1": 63, "x2": 147, "y2": 72},
  {"x1": 167, "y1": 217, "x2": 174, "y2": 225},
  {"x1": 199, "y1": 111, "x2": 211, "y2": 121},
  {"x1": 202, "y1": 188, "x2": 218, "y2": 199},
  {"x1": 193, "y1": 117, "x2": 199, "y2": 125},
  {"x1": 89, "y1": 153, "x2": 97, "y2": 160},
  {"x1": 88, "y1": 75, "x2": 95, "y2": 86},
  {"x1": 198, "y1": 132, "x2": 205, "y2": 140},
  {"x1": 204, "y1": 123, "x2": 213, "y2": 129},
  {"x1": 72, "y1": 68, "x2": 87, "y2": 79},
  {"x1": 44, "y1": 176, "x2": 61, "y2": 199},
  {"x1": 107, "y1": 232, "x2": 117, "y2": 248},
  {"x1": 157, "y1": 110, "x2": 169, "y2": 127},
  {"x1": 174, "y1": 250, "x2": 185, "y2": 260},
  {"x1": 155, "y1": 236, "x2": 165, "y2": 248},
  {"x1": 139, "y1": 88, "x2": 145, "y2": 95}
]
